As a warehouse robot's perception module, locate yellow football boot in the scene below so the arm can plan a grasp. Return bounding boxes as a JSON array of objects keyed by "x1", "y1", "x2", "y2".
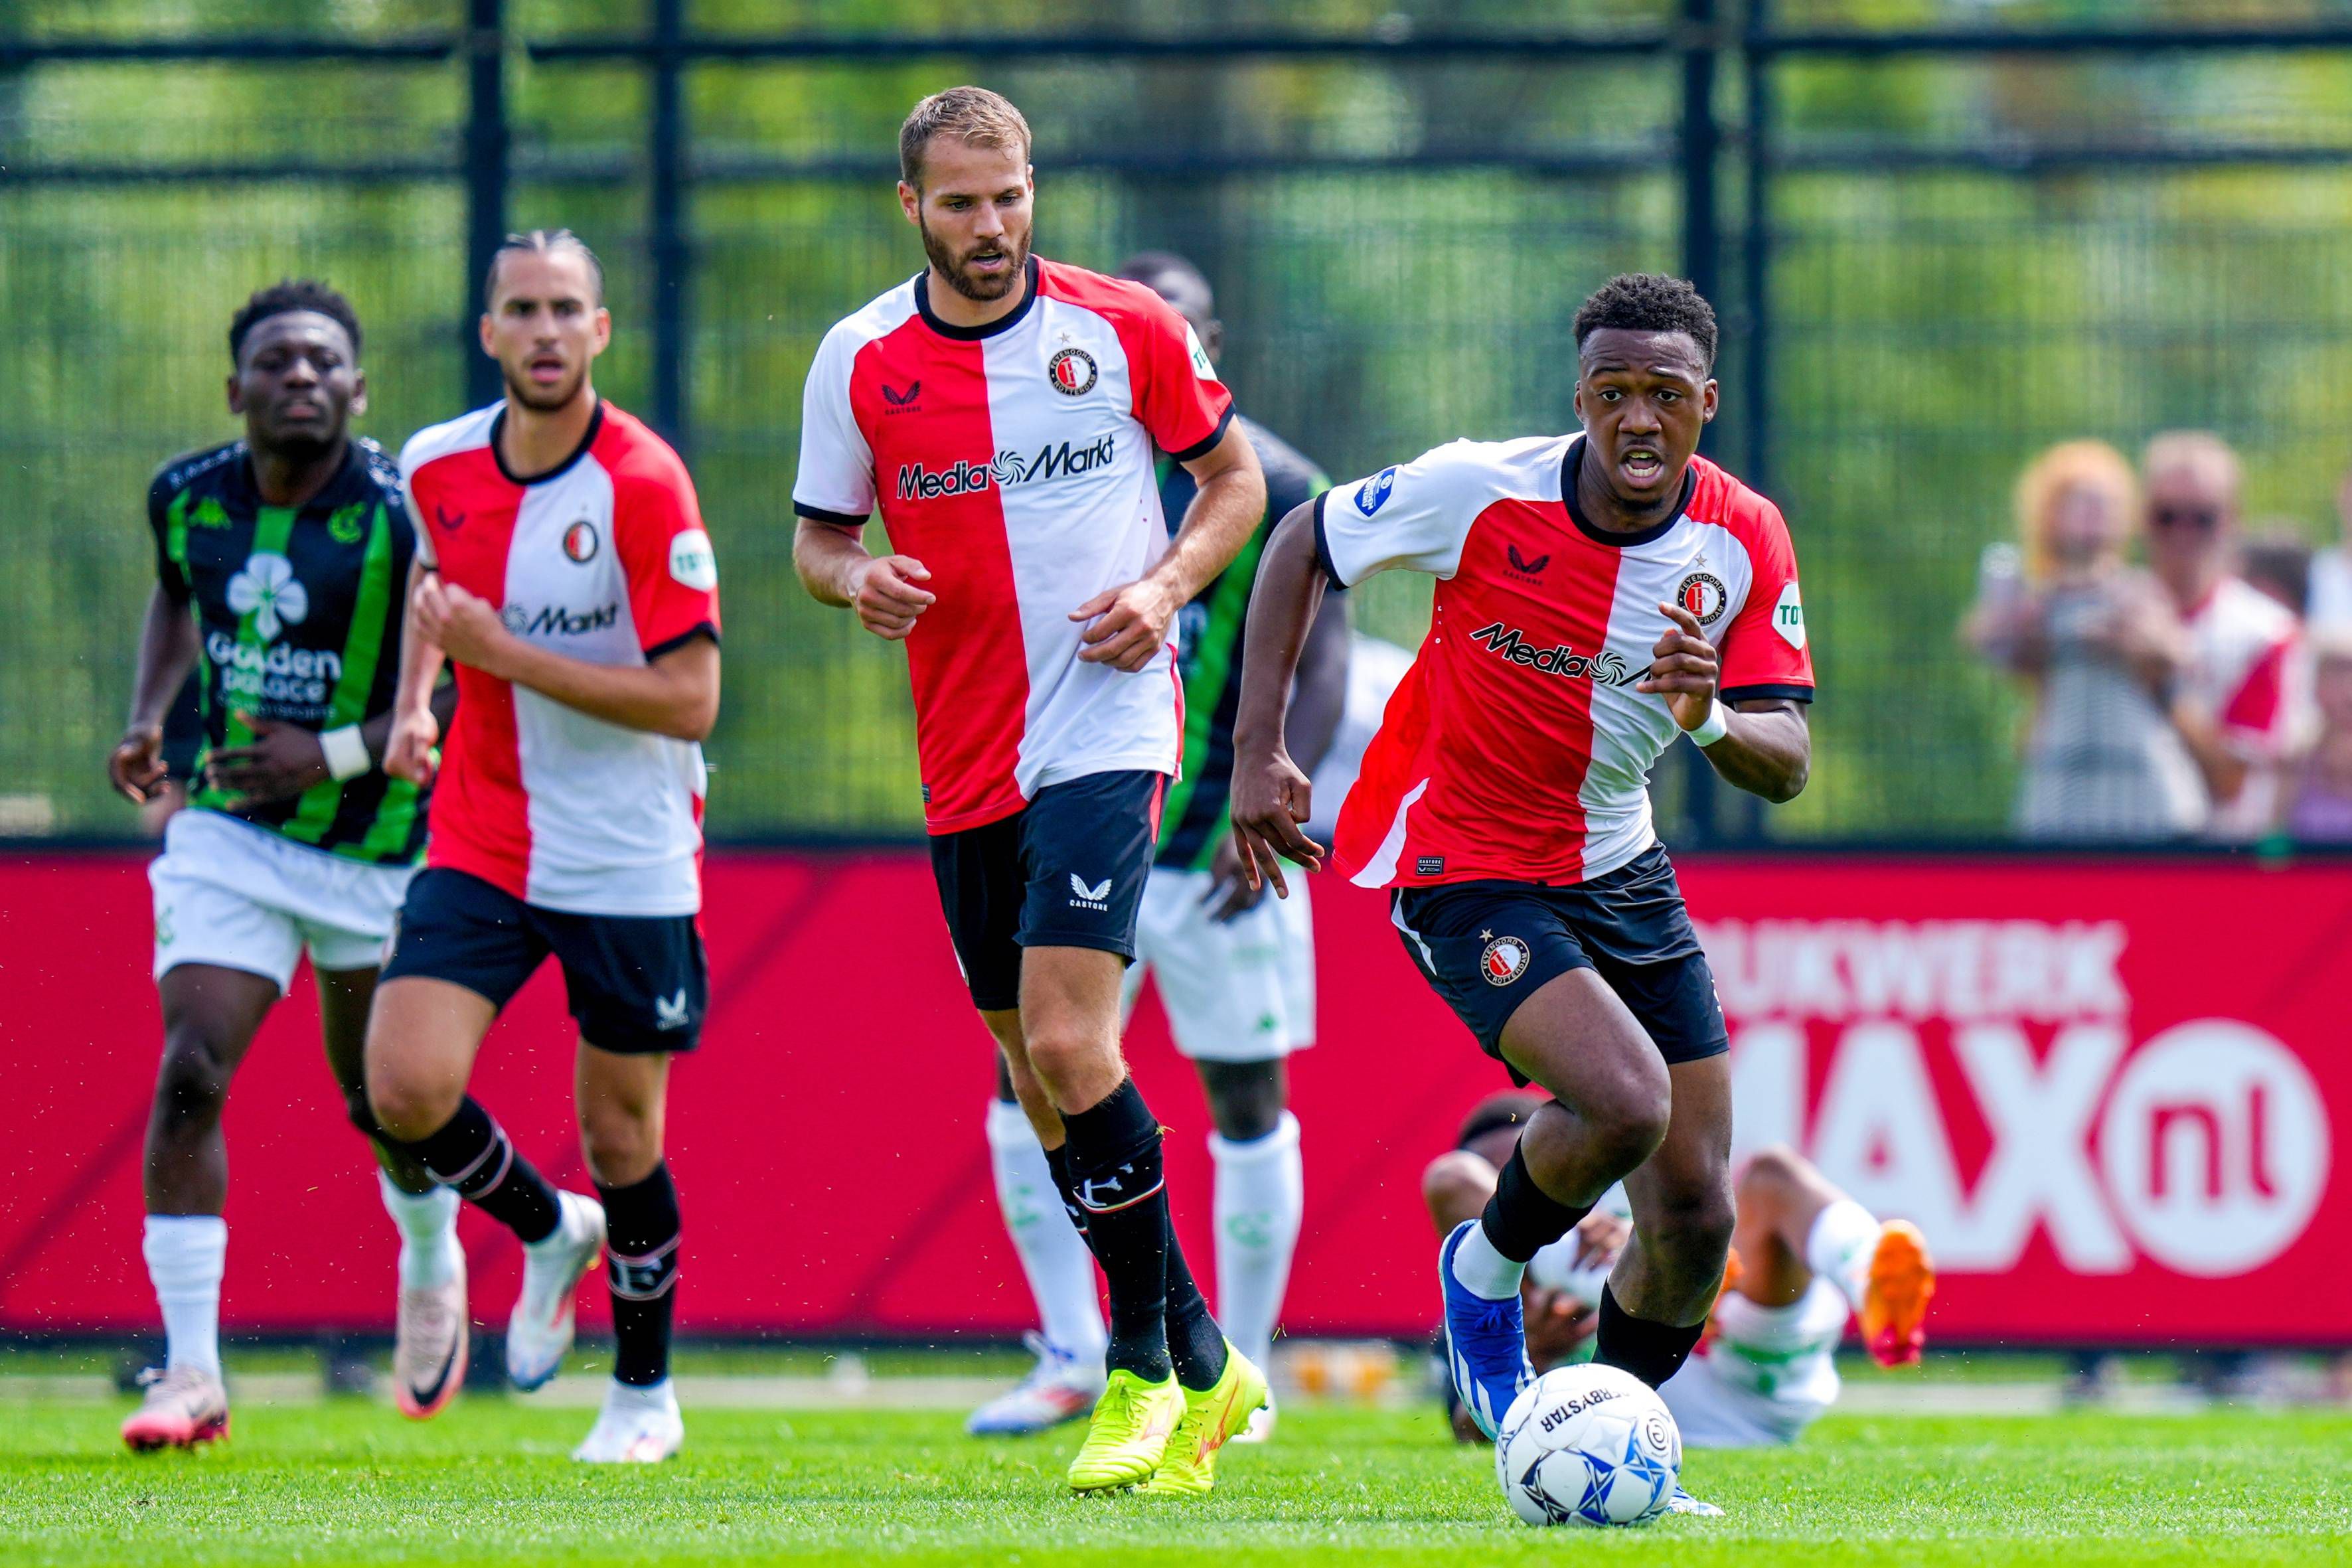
[
  {"x1": 1066, "y1": 1368, "x2": 1185, "y2": 1493},
  {"x1": 1139, "y1": 1343, "x2": 1269, "y2": 1498}
]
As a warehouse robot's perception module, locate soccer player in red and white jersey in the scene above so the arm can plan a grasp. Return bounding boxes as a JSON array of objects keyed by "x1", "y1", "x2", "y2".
[
  {"x1": 791, "y1": 88, "x2": 1273, "y2": 1496},
  {"x1": 2140, "y1": 431, "x2": 2312, "y2": 840},
  {"x1": 364, "y1": 230, "x2": 722, "y2": 1464},
  {"x1": 1231, "y1": 275, "x2": 1814, "y2": 1512}
]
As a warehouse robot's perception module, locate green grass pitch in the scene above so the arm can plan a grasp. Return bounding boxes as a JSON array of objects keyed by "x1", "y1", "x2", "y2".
[{"x1": 1, "y1": 1397, "x2": 2344, "y2": 1566}]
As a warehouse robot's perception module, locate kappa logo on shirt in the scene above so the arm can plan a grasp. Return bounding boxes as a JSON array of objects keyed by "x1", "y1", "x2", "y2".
[{"x1": 1467, "y1": 620, "x2": 1639, "y2": 686}]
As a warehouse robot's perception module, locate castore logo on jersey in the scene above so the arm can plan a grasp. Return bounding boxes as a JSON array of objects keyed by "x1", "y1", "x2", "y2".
[{"x1": 1467, "y1": 619, "x2": 1638, "y2": 686}]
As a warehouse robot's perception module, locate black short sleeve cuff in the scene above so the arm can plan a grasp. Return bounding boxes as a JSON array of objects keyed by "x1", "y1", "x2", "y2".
[
  {"x1": 1310, "y1": 489, "x2": 1352, "y2": 589},
  {"x1": 1719, "y1": 682, "x2": 1814, "y2": 706},
  {"x1": 793, "y1": 501, "x2": 869, "y2": 528},
  {"x1": 1166, "y1": 404, "x2": 1237, "y2": 466},
  {"x1": 644, "y1": 623, "x2": 720, "y2": 662}
]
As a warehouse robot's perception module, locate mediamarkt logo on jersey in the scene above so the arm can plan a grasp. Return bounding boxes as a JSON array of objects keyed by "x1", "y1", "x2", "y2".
[
  {"x1": 1467, "y1": 619, "x2": 1640, "y2": 686},
  {"x1": 896, "y1": 435, "x2": 1116, "y2": 502}
]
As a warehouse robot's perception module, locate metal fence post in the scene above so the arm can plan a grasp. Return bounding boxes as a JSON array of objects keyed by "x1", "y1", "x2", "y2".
[
  {"x1": 649, "y1": 0, "x2": 690, "y2": 451},
  {"x1": 1743, "y1": 0, "x2": 1772, "y2": 493},
  {"x1": 1680, "y1": 0, "x2": 1723, "y2": 844},
  {"x1": 463, "y1": 0, "x2": 509, "y2": 410}
]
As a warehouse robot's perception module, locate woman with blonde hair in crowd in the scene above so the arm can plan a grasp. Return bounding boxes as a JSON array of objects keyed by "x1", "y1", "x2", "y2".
[{"x1": 1964, "y1": 439, "x2": 2205, "y2": 839}]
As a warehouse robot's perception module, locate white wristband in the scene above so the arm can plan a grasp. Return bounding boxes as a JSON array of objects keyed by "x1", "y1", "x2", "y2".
[
  {"x1": 1686, "y1": 700, "x2": 1731, "y2": 748},
  {"x1": 319, "y1": 724, "x2": 372, "y2": 781}
]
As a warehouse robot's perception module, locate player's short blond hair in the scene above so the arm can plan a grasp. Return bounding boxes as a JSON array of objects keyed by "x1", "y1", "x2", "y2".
[
  {"x1": 2142, "y1": 429, "x2": 2242, "y2": 508},
  {"x1": 2013, "y1": 439, "x2": 2140, "y2": 583},
  {"x1": 899, "y1": 86, "x2": 1032, "y2": 191}
]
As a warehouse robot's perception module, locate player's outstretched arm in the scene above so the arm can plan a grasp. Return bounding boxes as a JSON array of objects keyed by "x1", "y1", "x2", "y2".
[
  {"x1": 1227, "y1": 501, "x2": 1329, "y2": 897},
  {"x1": 1637, "y1": 600, "x2": 1811, "y2": 802},
  {"x1": 1072, "y1": 420, "x2": 1266, "y2": 672},
  {"x1": 791, "y1": 518, "x2": 934, "y2": 640},
  {"x1": 108, "y1": 585, "x2": 201, "y2": 804}
]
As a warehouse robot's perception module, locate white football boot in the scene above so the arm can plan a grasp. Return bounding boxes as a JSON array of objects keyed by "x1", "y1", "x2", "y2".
[
  {"x1": 965, "y1": 1332, "x2": 1106, "y2": 1436},
  {"x1": 572, "y1": 1378, "x2": 684, "y2": 1463},
  {"x1": 507, "y1": 1190, "x2": 603, "y2": 1391}
]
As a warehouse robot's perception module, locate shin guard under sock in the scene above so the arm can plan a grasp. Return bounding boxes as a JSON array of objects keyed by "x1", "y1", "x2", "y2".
[
  {"x1": 598, "y1": 1163, "x2": 681, "y2": 1388},
  {"x1": 399, "y1": 1097, "x2": 560, "y2": 1244},
  {"x1": 1059, "y1": 1078, "x2": 1172, "y2": 1383},
  {"x1": 1480, "y1": 1142, "x2": 1592, "y2": 1263},
  {"x1": 1594, "y1": 1282, "x2": 1707, "y2": 1389},
  {"x1": 1162, "y1": 1215, "x2": 1229, "y2": 1393}
]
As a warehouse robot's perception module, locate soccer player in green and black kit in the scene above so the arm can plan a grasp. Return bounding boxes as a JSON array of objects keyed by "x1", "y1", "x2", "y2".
[
  {"x1": 971, "y1": 253, "x2": 1351, "y2": 1444},
  {"x1": 107, "y1": 281, "x2": 460, "y2": 1450}
]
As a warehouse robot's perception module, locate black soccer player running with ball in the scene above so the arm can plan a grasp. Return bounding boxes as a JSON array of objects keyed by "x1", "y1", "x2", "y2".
[{"x1": 1231, "y1": 275, "x2": 1814, "y2": 1516}]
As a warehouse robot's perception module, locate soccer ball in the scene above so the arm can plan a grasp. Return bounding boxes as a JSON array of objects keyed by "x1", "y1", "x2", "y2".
[{"x1": 1494, "y1": 1364, "x2": 1682, "y2": 1527}]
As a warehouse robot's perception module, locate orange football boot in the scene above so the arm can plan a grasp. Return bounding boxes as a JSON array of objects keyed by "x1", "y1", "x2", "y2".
[{"x1": 1860, "y1": 1220, "x2": 1934, "y2": 1368}]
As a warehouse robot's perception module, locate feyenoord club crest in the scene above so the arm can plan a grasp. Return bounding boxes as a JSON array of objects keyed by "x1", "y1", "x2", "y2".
[
  {"x1": 562, "y1": 520, "x2": 600, "y2": 563},
  {"x1": 1047, "y1": 347, "x2": 1098, "y2": 396},
  {"x1": 1676, "y1": 570, "x2": 1729, "y2": 626},
  {"x1": 1480, "y1": 935, "x2": 1533, "y2": 986}
]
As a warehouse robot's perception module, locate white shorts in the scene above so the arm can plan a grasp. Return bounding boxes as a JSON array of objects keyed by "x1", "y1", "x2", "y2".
[
  {"x1": 149, "y1": 809, "x2": 417, "y2": 993},
  {"x1": 1658, "y1": 1277, "x2": 1849, "y2": 1448},
  {"x1": 1121, "y1": 865, "x2": 1316, "y2": 1061}
]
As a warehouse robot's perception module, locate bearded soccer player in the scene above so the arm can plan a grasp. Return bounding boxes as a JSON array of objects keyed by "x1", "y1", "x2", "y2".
[
  {"x1": 793, "y1": 89, "x2": 1272, "y2": 1496},
  {"x1": 966, "y1": 250, "x2": 1348, "y2": 1444},
  {"x1": 110, "y1": 281, "x2": 463, "y2": 1451},
  {"x1": 365, "y1": 230, "x2": 721, "y2": 1464},
  {"x1": 1232, "y1": 274, "x2": 1814, "y2": 1514}
]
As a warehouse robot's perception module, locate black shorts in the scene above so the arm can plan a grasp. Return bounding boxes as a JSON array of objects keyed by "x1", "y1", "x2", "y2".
[
  {"x1": 382, "y1": 868, "x2": 708, "y2": 1054},
  {"x1": 929, "y1": 770, "x2": 1165, "y2": 1012},
  {"x1": 1391, "y1": 846, "x2": 1728, "y2": 1071}
]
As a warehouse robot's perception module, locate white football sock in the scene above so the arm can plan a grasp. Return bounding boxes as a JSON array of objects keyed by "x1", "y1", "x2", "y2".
[
  {"x1": 142, "y1": 1214, "x2": 227, "y2": 1378},
  {"x1": 985, "y1": 1099, "x2": 1106, "y2": 1363},
  {"x1": 1449, "y1": 1218, "x2": 1526, "y2": 1302},
  {"x1": 1210, "y1": 1112, "x2": 1303, "y2": 1369},
  {"x1": 1804, "y1": 1198, "x2": 1881, "y2": 1316},
  {"x1": 603, "y1": 1375, "x2": 677, "y2": 1413},
  {"x1": 379, "y1": 1170, "x2": 462, "y2": 1290}
]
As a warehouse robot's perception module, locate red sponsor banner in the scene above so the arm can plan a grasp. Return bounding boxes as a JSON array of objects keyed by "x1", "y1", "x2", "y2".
[{"x1": 0, "y1": 849, "x2": 2344, "y2": 1346}]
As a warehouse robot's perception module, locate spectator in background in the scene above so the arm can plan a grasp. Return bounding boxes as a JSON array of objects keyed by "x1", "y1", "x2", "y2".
[
  {"x1": 1964, "y1": 439, "x2": 2204, "y2": 840},
  {"x1": 2239, "y1": 525, "x2": 2313, "y2": 618},
  {"x1": 2306, "y1": 468, "x2": 2352, "y2": 633},
  {"x1": 2285, "y1": 629, "x2": 2352, "y2": 843},
  {"x1": 2142, "y1": 431, "x2": 2310, "y2": 842}
]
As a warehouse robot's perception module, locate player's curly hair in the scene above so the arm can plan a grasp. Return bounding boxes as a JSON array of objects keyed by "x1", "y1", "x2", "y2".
[
  {"x1": 1572, "y1": 273, "x2": 1717, "y2": 370},
  {"x1": 228, "y1": 278, "x2": 362, "y2": 367}
]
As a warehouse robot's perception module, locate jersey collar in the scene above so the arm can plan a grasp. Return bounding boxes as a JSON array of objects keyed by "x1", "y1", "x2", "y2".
[
  {"x1": 915, "y1": 255, "x2": 1040, "y2": 342},
  {"x1": 1560, "y1": 434, "x2": 1694, "y2": 550},
  {"x1": 491, "y1": 398, "x2": 603, "y2": 487}
]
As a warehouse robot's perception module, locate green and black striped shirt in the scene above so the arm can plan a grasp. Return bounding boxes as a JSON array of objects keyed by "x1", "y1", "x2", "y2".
[{"x1": 147, "y1": 437, "x2": 430, "y2": 866}]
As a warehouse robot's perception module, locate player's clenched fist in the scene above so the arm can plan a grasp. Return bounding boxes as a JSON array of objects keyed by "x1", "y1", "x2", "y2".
[
  {"x1": 849, "y1": 554, "x2": 935, "y2": 641},
  {"x1": 413, "y1": 575, "x2": 516, "y2": 675},
  {"x1": 1634, "y1": 599, "x2": 1722, "y2": 732},
  {"x1": 1227, "y1": 745, "x2": 1324, "y2": 900},
  {"x1": 383, "y1": 704, "x2": 439, "y2": 787},
  {"x1": 108, "y1": 724, "x2": 169, "y2": 805}
]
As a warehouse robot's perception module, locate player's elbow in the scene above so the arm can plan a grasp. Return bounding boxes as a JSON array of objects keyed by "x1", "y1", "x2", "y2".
[{"x1": 1761, "y1": 753, "x2": 1809, "y2": 803}]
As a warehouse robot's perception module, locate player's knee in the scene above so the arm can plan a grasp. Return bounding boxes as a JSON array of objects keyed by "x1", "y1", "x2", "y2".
[
  {"x1": 581, "y1": 1105, "x2": 662, "y2": 1188},
  {"x1": 1202, "y1": 1060, "x2": 1284, "y2": 1142},
  {"x1": 1422, "y1": 1150, "x2": 1494, "y2": 1232},
  {"x1": 1020, "y1": 1026, "x2": 1110, "y2": 1102},
  {"x1": 339, "y1": 1084, "x2": 385, "y2": 1144},
  {"x1": 366, "y1": 1069, "x2": 454, "y2": 1146},
  {"x1": 1650, "y1": 1179, "x2": 1739, "y2": 1279},
  {"x1": 1585, "y1": 1083, "x2": 1672, "y2": 1175},
  {"x1": 1739, "y1": 1142, "x2": 1804, "y2": 1201},
  {"x1": 152, "y1": 1031, "x2": 232, "y2": 1131}
]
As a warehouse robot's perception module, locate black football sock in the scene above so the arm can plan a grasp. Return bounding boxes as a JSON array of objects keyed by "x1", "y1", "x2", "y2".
[
  {"x1": 1480, "y1": 1141, "x2": 1592, "y2": 1261},
  {"x1": 1060, "y1": 1077, "x2": 1172, "y2": 1383},
  {"x1": 1594, "y1": 1283, "x2": 1707, "y2": 1389},
  {"x1": 399, "y1": 1096, "x2": 560, "y2": 1244},
  {"x1": 1163, "y1": 1216, "x2": 1229, "y2": 1393},
  {"x1": 1040, "y1": 1141, "x2": 1097, "y2": 1255},
  {"x1": 598, "y1": 1163, "x2": 681, "y2": 1388}
]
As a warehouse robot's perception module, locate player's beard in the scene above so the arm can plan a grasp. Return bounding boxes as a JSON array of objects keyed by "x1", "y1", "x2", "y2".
[
  {"x1": 920, "y1": 216, "x2": 1030, "y2": 303},
  {"x1": 501, "y1": 357, "x2": 589, "y2": 414}
]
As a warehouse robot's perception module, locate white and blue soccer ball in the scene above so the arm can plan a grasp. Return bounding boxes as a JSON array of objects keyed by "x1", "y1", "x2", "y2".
[{"x1": 1494, "y1": 1364, "x2": 1682, "y2": 1528}]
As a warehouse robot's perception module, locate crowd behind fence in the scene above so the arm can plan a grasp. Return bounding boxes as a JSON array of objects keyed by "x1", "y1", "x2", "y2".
[{"x1": 9, "y1": 1, "x2": 2352, "y2": 846}]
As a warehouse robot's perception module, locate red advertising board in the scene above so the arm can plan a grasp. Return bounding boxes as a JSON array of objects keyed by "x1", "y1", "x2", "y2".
[{"x1": 1, "y1": 848, "x2": 2344, "y2": 1346}]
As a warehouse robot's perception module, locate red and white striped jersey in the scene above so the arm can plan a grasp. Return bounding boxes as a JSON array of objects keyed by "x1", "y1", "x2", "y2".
[
  {"x1": 1316, "y1": 435, "x2": 1812, "y2": 888},
  {"x1": 2181, "y1": 574, "x2": 2309, "y2": 840},
  {"x1": 400, "y1": 402, "x2": 720, "y2": 915},
  {"x1": 792, "y1": 256, "x2": 1235, "y2": 834}
]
